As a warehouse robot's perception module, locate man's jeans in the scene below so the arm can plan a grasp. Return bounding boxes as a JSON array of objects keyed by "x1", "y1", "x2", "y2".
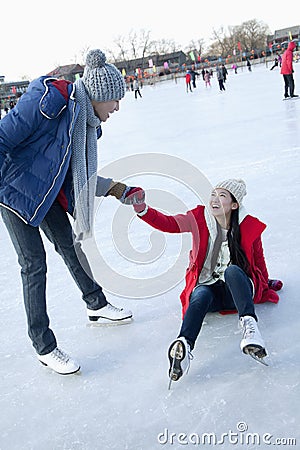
[
  {"x1": 1, "y1": 201, "x2": 107, "y2": 355},
  {"x1": 179, "y1": 265, "x2": 256, "y2": 349}
]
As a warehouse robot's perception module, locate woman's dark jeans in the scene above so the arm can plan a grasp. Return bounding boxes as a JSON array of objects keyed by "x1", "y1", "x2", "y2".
[
  {"x1": 179, "y1": 265, "x2": 256, "y2": 349},
  {"x1": 1, "y1": 201, "x2": 107, "y2": 355}
]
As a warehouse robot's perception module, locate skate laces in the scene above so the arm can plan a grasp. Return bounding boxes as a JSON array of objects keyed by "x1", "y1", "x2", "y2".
[
  {"x1": 179, "y1": 339, "x2": 194, "y2": 361},
  {"x1": 180, "y1": 341, "x2": 194, "y2": 366},
  {"x1": 106, "y1": 303, "x2": 123, "y2": 312},
  {"x1": 52, "y1": 348, "x2": 70, "y2": 364},
  {"x1": 241, "y1": 317, "x2": 256, "y2": 339},
  {"x1": 187, "y1": 348, "x2": 194, "y2": 361},
  {"x1": 185, "y1": 345, "x2": 193, "y2": 375}
]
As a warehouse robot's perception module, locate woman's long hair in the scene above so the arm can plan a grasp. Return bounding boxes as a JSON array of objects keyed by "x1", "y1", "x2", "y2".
[{"x1": 227, "y1": 194, "x2": 250, "y2": 275}]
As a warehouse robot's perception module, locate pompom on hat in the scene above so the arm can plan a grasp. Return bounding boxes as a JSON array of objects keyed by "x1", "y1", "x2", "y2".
[
  {"x1": 82, "y1": 49, "x2": 125, "y2": 102},
  {"x1": 214, "y1": 178, "x2": 247, "y2": 205}
]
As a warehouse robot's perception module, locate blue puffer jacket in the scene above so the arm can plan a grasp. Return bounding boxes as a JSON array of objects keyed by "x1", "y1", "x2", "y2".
[
  {"x1": 0, "y1": 76, "x2": 112, "y2": 227},
  {"x1": 0, "y1": 77, "x2": 80, "y2": 226}
]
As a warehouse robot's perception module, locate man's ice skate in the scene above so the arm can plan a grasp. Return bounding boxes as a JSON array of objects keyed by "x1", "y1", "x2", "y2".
[
  {"x1": 38, "y1": 347, "x2": 80, "y2": 375},
  {"x1": 168, "y1": 337, "x2": 193, "y2": 389},
  {"x1": 87, "y1": 302, "x2": 133, "y2": 325},
  {"x1": 240, "y1": 316, "x2": 268, "y2": 366}
]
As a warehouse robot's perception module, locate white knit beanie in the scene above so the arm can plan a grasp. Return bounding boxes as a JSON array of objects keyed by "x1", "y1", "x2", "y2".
[
  {"x1": 82, "y1": 49, "x2": 125, "y2": 102},
  {"x1": 215, "y1": 178, "x2": 247, "y2": 205}
]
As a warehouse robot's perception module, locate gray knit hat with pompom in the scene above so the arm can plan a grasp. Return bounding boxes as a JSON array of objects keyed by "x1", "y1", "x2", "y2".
[{"x1": 82, "y1": 49, "x2": 125, "y2": 102}]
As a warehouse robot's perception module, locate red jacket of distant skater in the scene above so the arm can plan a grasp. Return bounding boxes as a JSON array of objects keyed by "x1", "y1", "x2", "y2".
[{"x1": 281, "y1": 41, "x2": 296, "y2": 75}]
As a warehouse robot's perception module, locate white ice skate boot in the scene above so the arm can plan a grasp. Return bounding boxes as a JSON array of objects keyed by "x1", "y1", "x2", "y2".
[
  {"x1": 87, "y1": 302, "x2": 133, "y2": 323},
  {"x1": 38, "y1": 347, "x2": 80, "y2": 375},
  {"x1": 240, "y1": 316, "x2": 267, "y2": 362},
  {"x1": 168, "y1": 337, "x2": 193, "y2": 384}
]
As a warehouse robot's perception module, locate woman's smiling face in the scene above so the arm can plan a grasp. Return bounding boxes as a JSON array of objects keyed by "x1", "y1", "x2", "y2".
[{"x1": 209, "y1": 188, "x2": 238, "y2": 219}]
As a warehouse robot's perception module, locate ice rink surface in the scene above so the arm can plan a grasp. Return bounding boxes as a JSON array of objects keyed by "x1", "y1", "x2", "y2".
[{"x1": 0, "y1": 61, "x2": 299, "y2": 450}]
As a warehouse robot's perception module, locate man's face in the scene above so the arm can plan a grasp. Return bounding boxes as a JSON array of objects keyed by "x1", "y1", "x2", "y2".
[{"x1": 91, "y1": 100, "x2": 120, "y2": 122}]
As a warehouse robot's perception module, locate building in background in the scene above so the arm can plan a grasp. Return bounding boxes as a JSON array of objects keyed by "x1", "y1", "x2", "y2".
[
  {"x1": 267, "y1": 25, "x2": 300, "y2": 52},
  {"x1": 0, "y1": 79, "x2": 29, "y2": 105},
  {"x1": 46, "y1": 64, "x2": 84, "y2": 82}
]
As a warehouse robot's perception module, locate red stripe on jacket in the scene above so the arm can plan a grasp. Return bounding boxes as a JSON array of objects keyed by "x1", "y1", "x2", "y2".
[{"x1": 51, "y1": 79, "x2": 72, "y2": 210}]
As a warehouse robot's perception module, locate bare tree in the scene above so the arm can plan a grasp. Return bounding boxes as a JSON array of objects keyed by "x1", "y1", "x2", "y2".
[
  {"x1": 186, "y1": 38, "x2": 205, "y2": 57},
  {"x1": 125, "y1": 29, "x2": 153, "y2": 60},
  {"x1": 128, "y1": 30, "x2": 139, "y2": 60},
  {"x1": 209, "y1": 27, "x2": 229, "y2": 56},
  {"x1": 138, "y1": 29, "x2": 154, "y2": 70},
  {"x1": 139, "y1": 29, "x2": 153, "y2": 59},
  {"x1": 207, "y1": 19, "x2": 270, "y2": 57},
  {"x1": 237, "y1": 19, "x2": 270, "y2": 50},
  {"x1": 79, "y1": 46, "x2": 90, "y2": 65},
  {"x1": 152, "y1": 38, "x2": 180, "y2": 54},
  {"x1": 112, "y1": 35, "x2": 129, "y2": 62}
]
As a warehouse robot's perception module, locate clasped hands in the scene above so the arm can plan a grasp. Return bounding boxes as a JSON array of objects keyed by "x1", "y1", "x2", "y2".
[{"x1": 123, "y1": 187, "x2": 146, "y2": 213}]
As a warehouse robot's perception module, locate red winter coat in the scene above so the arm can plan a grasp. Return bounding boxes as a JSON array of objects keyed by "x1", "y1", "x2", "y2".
[
  {"x1": 281, "y1": 41, "x2": 296, "y2": 75},
  {"x1": 139, "y1": 205, "x2": 279, "y2": 317}
]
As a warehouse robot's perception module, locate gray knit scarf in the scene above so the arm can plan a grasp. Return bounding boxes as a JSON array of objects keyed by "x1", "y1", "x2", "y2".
[{"x1": 72, "y1": 79, "x2": 101, "y2": 241}]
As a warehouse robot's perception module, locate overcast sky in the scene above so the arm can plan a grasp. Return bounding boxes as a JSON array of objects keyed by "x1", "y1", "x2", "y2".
[{"x1": 1, "y1": 0, "x2": 299, "y2": 81}]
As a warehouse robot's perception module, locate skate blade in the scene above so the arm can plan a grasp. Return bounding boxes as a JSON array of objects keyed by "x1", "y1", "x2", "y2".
[
  {"x1": 248, "y1": 351, "x2": 269, "y2": 366},
  {"x1": 244, "y1": 346, "x2": 268, "y2": 366},
  {"x1": 169, "y1": 341, "x2": 184, "y2": 360},
  {"x1": 87, "y1": 317, "x2": 133, "y2": 327},
  {"x1": 39, "y1": 361, "x2": 81, "y2": 375},
  {"x1": 169, "y1": 371, "x2": 181, "y2": 382},
  {"x1": 168, "y1": 342, "x2": 184, "y2": 389}
]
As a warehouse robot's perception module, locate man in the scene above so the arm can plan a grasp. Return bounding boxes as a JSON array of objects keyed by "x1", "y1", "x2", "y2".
[
  {"x1": 216, "y1": 65, "x2": 226, "y2": 91},
  {"x1": 0, "y1": 49, "x2": 144, "y2": 375},
  {"x1": 281, "y1": 41, "x2": 298, "y2": 99},
  {"x1": 189, "y1": 64, "x2": 200, "y2": 89}
]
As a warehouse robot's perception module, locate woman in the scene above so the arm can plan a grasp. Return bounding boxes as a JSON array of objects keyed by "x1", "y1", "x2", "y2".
[{"x1": 133, "y1": 179, "x2": 282, "y2": 382}]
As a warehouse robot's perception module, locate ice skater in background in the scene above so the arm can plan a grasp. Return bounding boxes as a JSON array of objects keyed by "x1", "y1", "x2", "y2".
[
  {"x1": 281, "y1": 41, "x2": 298, "y2": 99},
  {"x1": 232, "y1": 63, "x2": 238, "y2": 74},
  {"x1": 221, "y1": 64, "x2": 228, "y2": 83},
  {"x1": 216, "y1": 65, "x2": 226, "y2": 91},
  {"x1": 204, "y1": 70, "x2": 211, "y2": 87},
  {"x1": 189, "y1": 64, "x2": 200, "y2": 89},
  {"x1": 278, "y1": 54, "x2": 282, "y2": 67},
  {"x1": 201, "y1": 67, "x2": 206, "y2": 80},
  {"x1": 270, "y1": 55, "x2": 279, "y2": 70},
  {"x1": 185, "y1": 71, "x2": 193, "y2": 92},
  {"x1": 133, "y1": 78, "x2": 142, "y2": 99},
  {"x1": 131, "y1": 179, "x2": 282, "y2": 384}
]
